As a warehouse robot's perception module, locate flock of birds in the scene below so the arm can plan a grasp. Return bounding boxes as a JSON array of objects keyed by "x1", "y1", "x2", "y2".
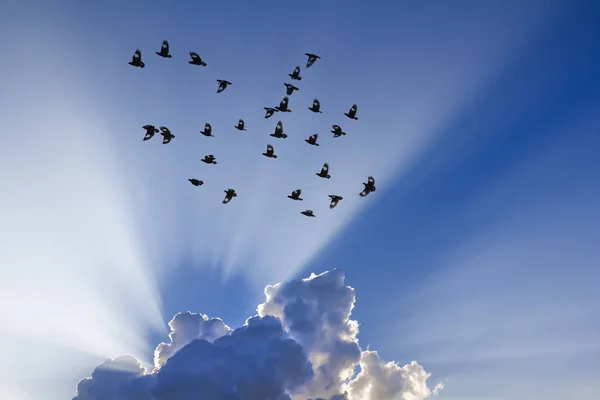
[{"x1": 128, "y1": 40, "x2": 376, "y2": 217}]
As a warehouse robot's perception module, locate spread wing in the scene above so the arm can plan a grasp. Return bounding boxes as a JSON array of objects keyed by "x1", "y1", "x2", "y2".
[
  {"x1": 296, "y1": 189, "x2": 302, "y2": 196},
  {"x1": 238, "y1": 119, "x2": 244, "y2": 127},
  {"x1": 321, "y1": 163, "x2": 329, "y2": 174},
  {"x1": 313, "y1": 99, "x2": 319, "y2": 109},
  {"x1": 216, "y1": 79, "x2": 223, "y2": 83},
  {"x1": 162, "y1": 40, "x2": 169, "y2": 51},
  {"x1": 132, "y1": 49, "x2": 141, "y2": 61},
  {"x1": 223, "y1": 193, "x2": 232, "y2": 204},
  {"x1": 266, "y1": 144, "x2": 274, "y2": 155},
  {"x1": 332, "y1": 125, "x2": 341, "y2": 132},
  {"x1": 275, "y1": 121, "x2": 283, "y2": 134},
  {"x1": 368, "y1": 176, "x2": 375, "y2": 186},
  {"x1": 159, "y1": 126, "x2": 171, "y2": 135},
  {"x1": 190, "y1": 52, "x2": 199, "y2": 61},
  {"x1": 350, "y1": 104, "x2": 357, "y2": 115},
  {"x1": 313, "y1": 134, "x2": 318, "y2": 140},
  {"x1": 205, "y1": 123, "x2": 211, "y2": 132},
  {"x1": 280, "y1": 96, "x2": 289, "y2": 109},
  {"x1": 294, "y1": 66, "x2": 300, "y2": 75}
]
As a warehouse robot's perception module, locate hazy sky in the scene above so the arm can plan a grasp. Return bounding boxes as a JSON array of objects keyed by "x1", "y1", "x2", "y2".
[{"x1": 1, "y1": 0, "x2": 599, "y2": 399}]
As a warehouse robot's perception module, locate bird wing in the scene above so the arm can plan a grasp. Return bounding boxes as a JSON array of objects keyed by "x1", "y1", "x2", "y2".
[
  {"x1": 368, "y1": 176, "x2": 375, "y2": 186},
  {"x1": 332, "y1": 125, "x2": 340, "y2": 132},
  {"x1": 190, "y1": 52, "x2": 199, "y2": 61},
  {"x1": 280, "y1": 96, "x2": 289, "y2": 108},
  {"x1": 266, "y1": 144, "x2": 274, "y2": 155},
  {"x1": 275, "y1": 121, "x2": 283, "y2": 134},
  {"x1": 133, "y1": 49, "x2": 141, "y2": 61},
  {"x1": 162, "y1": 40, "x2": 169, "y2": 51},
  {"x1": 350, "y1": 104, "x2": 357, "y2": 115},
  {"x1": 321, "y1": 163, "x2": 329, "y2": 174},
  {"x1": 313, "y1": 99, "x2": 319, "y2": 109},
  {"x1": 239, "y1": 119, "x2": 244, "y2": 127},
  {"x1": 294, "y1": 66, "x2": 300, "y2": 75},
  {"x1": 159, "y1": 126, "x2": 171, "y2": 135},
  {"x1": 205, "y1": 123, "x2": 211, "y2": 132}
]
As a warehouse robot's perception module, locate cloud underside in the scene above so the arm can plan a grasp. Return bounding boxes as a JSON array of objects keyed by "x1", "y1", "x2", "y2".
[{"x1": 74, "y1": 270, "x2": 442, "y2": 400}]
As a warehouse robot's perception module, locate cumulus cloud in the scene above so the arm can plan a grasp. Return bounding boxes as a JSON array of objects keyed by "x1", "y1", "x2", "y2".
[{"x1": 74, "y1": 270, "x2": 442, "y2": 400}]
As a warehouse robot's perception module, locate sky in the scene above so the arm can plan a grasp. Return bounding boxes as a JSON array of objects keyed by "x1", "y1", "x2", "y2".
[{"x1": 0, "y1": 0, "x2": 599, "y2": 399}]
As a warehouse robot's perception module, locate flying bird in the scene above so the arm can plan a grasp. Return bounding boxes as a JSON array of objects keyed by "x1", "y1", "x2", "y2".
[
  {"x1": 188, "y1": 52, "x2": 207, "y2": 66},
  {"x1": 301, "y1": 210, "x2": 316, "y2": 217},
  {"x1": 331, "y1": 124, "x2": 346, "y2": 138},
  {"x1": 287, "y1": 189, "x2": 303, "y2": 201},
  {"x1": 235, "y1": 119, "x2": 246, "y2": 131},
  {"x1": 201, "y1": 154, "x2": 217, "y2": 164},
  {"x1": 316, "y1": 162, "x2": 331, "y2": 179},
  {"x1": 142, "y1": 124, "x2": 159, "y2": 141},
  {"x1": 359, "y1": 176, "x2": 376, "y2": 197},
  {"x1": 289, "y1": 66, "x2": 302, "y2": 80},
  {"x1": 305, "y1": 134, "x2": 319, "y2": 146},
  {"x1": 275, "y1": 96, "x2": 291, "y2": 112},
  {"x1": 344, "y1": 104, "x2": 358, "y2": 120},
  {"x1": 156, "y1": 40, "x2": 172, "y2": 58},
  {"x1": 264, "y1": 107, "x2": 276, "y2": 118},
  {"x1": 262, "y1": 144, "x2": 278, "y2": 159},
  {"x1": 223, "y1": 189, "x2": 237, "y2": 204},
  {"x1": 308, "y1": 99, "x2": 322, "y2": 113},
  {"x1": 128, "y1": 49, "x2": 144, "y2": 68},
  {"x1": 270, "y1": 121, "x2": 288, "y2": 139},
  {"x1": 159, "y1": 126, "x2": 175, "y2": 144},
  {"x1": 188, "y1": 178, "x2": 204, "y2": 186},
  {"x1": 200, "y1": 123, "x2": 213, "y2": 137},
  {"x1": 284, "y1": 83, "x2": 299, "y2": 96},
  {"x1": 305, "y1": 53, "x2": 321, "y2": 68},
  {"x1": 328, "y1": 195, "x2": 343, "y2": 209},
  {"x1": 216, "y1": 79, "x2": 232, "y2": 93}
]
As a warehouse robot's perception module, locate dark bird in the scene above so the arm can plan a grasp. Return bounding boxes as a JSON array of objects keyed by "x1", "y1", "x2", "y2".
[
  {"x1": 287, "y1": 189, "x2": 303, "y2": 201},
  {"x1": 301, "y1": 209, "x2": 315, "y2": 217},
  {"x1": 270, "y1": 121, "x2": 288, "y2": 139},
  {"x1": 316, "y1": 162, "x2": 331, "y2": 179},
  {"x1": 156, "y1": 40, "x2": 172, "y2": 58},
  {"x1": 305, "y1": 134, "x2": 319, "y2": 146},
  {"x1": 359, "y1": 176, "x2": 376, "y2": 197},
  {"x1": 189, "y1": 178, "x2": 204, "y2": 186},
  {"x1": 308, "y1": 99, "x2": 322, "y2": 113},
  {"x1": 328, "y1": 195, "x2": 343, "y2": 209},
  {"x1": 235, "y1": 119, "x2": 246, "y2": 131},
  {"x1": 344, "y1": 104, "x2": 358, "y2": 120},
  {"x1": 305, "y1": 53, "x2": 321, "y2": 68},
  {"x1": 331, "y1": 124, "x2": 346, "y2": 138},
  {"x1": 223, "y1": 189, "x2": 237, "y2": 204},
  {"x1": 284, "y1": 83, "x2": 299, "y2": 96},
  {"x1": 188, "y1": 52, "x2": 207, "y2": 66},
  {"x1": 275, "y1": 96, "x2": 291, "y2": 112},
  {"x1": 289, "y1": 66, "x2": 302, "y2": 81},
  {"x1": 264, "y1": 107, "x2": 276, "y2": 119},
  {"x1": 159, "y1": 126, "x2": 175, "y2": 144},
  {"x1": 200, "y1": 123, "x2": 213, "y2": 137},
  {"x1": 201, "y1": 154, "x2": 217, "y2": 164},
  {"x1": 142, "y1": 124, "x2": 159, "y2": 141},
  {"x1": 262, "y1": 144, "x2": 278, "y2": 159},
  {"x1": 128, "y1": 49, "x2": 145, "y2": 68},
  {"x1": 216, "y1": 79, "x2": 232, "y2": 93}
]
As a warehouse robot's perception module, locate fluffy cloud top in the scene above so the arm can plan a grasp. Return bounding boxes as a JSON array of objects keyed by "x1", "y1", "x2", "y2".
[{"x1": 74, "y1": 270, "x2": 442, "y2": 400}]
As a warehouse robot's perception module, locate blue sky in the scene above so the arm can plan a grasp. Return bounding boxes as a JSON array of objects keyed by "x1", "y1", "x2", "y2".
[{"x1": 1, "y1": 0, "x2": 599, "y2": 399}]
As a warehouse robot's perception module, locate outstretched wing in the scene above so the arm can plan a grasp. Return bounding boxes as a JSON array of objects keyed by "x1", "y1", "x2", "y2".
[
  {"x1": 294, "y1": 66, "x2": 300, "y2": 75},
  {"x1": 159, "y1": 126, "x2": 171, "y2": 135},
  {"x1": 350, "y1": 104, "x2": 357, "y2": 115},
  {"x1": 321, "y1": 162, "x2": 329, "y2": 174},
  {"x1": 205, "y1": 123, "x2": 212, "y2": 132},
  {"x1": 238, "y1": 119, "x2": 244, "y2": 128},
  {"x1": 280, "y1": 96, "x2": 289, "y2": 109},
  {"x1": 190, "y1": 52, "x2": 199, "y2": 61},
  {"x1": 223, "y1": 194, "x2": 232, "y2": 204},
  {"x1": 162, "y1": 40, "x2": 169, "y2": 52},
  {"x1": 266, "y1": 144, "x2": 274, "y2": 155},
  {"x1": 313, "y1": 133, "x2": 319, "y2": 139},
  {"x1": 132, "y1": 49, "x2": 142, "y2": 62},
  {"x1": 313, "y1": 99, "x2": 319, "y2": 109},
  {"x1": 368, "y1": 176, "x2": 375, "y2": 186},
  {"x1": 332, "y1": 124, "x2": 340, "y2": 132},
  {"x1": 275, "y1": 121, "x2": 283, "y2": 134}
]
